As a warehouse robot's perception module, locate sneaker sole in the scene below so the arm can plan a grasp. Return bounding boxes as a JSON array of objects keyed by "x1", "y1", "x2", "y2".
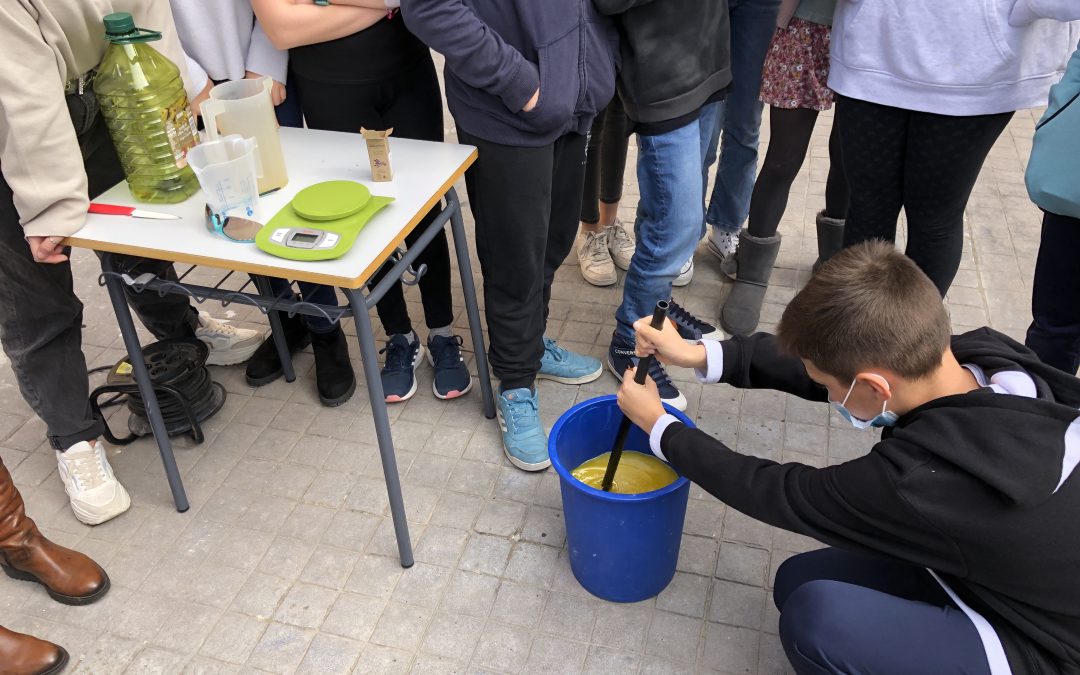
[
  {"x1": 245, "y1": 334, "x2": 313, "y2": 386},
  {"x1": 320, "y1": 376, "x2": 356, "y2": 407},
  {"x1": 605, "y1": 358, "x2": 688, "y2": 411},
  {"x1": 536, "y1": 362, "x2": 604, "y2": 385},
  {"x1": 2, "y1": 565, "x2": 111, "y2": 606},
  {"x1": 385, "y1": 345, "x2": 425, "y2": 404},
  {"x1": 203, "y1": 332, "x2": 269, "y2": 367},
  {"x1": 496, "y1": 411, "x2": 551, "y2": 472},
  {"x1": 581, "y1": 270, "x2": 618, "y2": 287},
  {"x1": 426, "y1": 351, "x2": 474, "y2": 400},
  {"x1": 68, "y1": 487, "x2": 131, "y2": 527},
  {"x1": 672, "y1": 269, "x2": 693, "y2": 287}
]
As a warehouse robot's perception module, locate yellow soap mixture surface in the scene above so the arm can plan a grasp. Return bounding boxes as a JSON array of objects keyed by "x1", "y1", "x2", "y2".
[{"x1": 571, "y1": 451, "x2": 678, "y2": 494}]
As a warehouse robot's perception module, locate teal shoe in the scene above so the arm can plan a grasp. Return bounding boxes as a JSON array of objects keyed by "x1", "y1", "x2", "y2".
[
  {"x1": 497, "y1": 387, "x2": 549, "y2": 471},
  {"x1": 537, "y1": 337, "x2": 603, "y2": 385}
]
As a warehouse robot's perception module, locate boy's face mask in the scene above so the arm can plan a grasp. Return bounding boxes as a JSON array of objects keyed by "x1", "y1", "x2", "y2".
[{"x1": 830, "y1": 375, "x2": 899, "y2": 429}]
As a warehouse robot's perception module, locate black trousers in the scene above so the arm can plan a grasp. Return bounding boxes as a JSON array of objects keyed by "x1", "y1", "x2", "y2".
[
  {"x1": 837, "y1": 95, "x2": 1012, "y2": 295},
  {"x1": 580, "y1": 96, "x2": 629, "y2": 224},
  {"x1": 1027, "y1": 210, "x2": 1080, "y2": 374},
  {"x1": 292, "y1": 56, "x2": 453, "y2": 336},
  {"x1": 456, "y1": 128, "x2": 588, "y2": 391},
  {"x1": 776, "y1": 548, "x2": 991, "y2": 674},
  {"x1": 0, "y1": 89, "x2": 195, "y2": 449}
]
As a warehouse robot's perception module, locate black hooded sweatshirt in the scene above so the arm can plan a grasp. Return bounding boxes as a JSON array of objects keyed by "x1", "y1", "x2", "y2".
[{"x1": 660, "y1": 328, "x2": 1080, "y2": 674}]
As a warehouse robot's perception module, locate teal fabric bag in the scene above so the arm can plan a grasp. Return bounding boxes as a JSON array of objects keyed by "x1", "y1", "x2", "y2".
[{"x1": 1026, "y1": 40, "x2": 1080, "y2": 219}]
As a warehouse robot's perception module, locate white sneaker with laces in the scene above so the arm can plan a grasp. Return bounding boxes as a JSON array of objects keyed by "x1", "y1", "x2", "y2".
[
  {"x1": 196, "y1": 311, "x2": 266, "y2": 366},
  {"x1": 673, "y1": 257, "x2": 694, "y2": 287},
  {"x1": 56, "y1": 441, "x2": 131, "y2": 525},
  {"x1": 577, "y1": 230, "x2": 617, "y2": 287},
  {"x1": 707, "y1": 229, "x2": 740, "y2": 262},
  {"x1": 606, "y1": 217, "x2": 636, "y2": 270}
]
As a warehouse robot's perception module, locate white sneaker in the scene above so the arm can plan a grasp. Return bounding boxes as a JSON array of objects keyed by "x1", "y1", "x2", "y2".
[
  {"x1": 56, "y1": 441, "x2": 131, "y2": 525},
  {"x1": 707, "y1": 229, "x2": 740, "y2": 262},
  {"x1": 673, "y1": 257, "x2": 694, "y2": 287},
  {"x1": 196, "y1": 311, "x2": 266, "y2": 366},
  {"x1": 577, "y1": 230, "x2": 617, "y2": 287},
  {"x1": 606, "y1": 218, "x2": 636, "y2": 271}
]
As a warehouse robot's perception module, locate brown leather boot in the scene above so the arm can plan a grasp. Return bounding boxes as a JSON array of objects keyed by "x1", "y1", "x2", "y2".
[
  {"x1": 0, "y1": 625, "x2": 68, "y2": 675},
  {"x1": 0, "y1": 459, "x2": 109, "y2": 605}
]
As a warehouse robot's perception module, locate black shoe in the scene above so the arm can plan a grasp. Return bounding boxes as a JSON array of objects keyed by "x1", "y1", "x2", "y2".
[
  {"x1": 245, "y1": 312, "x2": 311, "y2": 386},
  {"x1": 312, "y1": 325, "x2": 356, "y2": 407},
  {"x1": 666, "y1": 299, "x2": 725, "y2": 342}
]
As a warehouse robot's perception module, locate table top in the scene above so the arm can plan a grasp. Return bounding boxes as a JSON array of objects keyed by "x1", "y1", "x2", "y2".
[{"x1": 66, "y1": 127, "x2": 477, "y2": 289}]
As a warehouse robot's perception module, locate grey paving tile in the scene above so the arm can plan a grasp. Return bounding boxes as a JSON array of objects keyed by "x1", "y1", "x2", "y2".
[
  {"x1": 320, "y1": 592, "x2": 385, "y2": 642},
  {"x1": 458, "y1": 533, "x2": 512, "y2": 576},
  {"x1": 702, "y1": 622, "x2": 760, "y2": 674},
  {"x1": 522, "y1": 635, "x2": 589, "y2": 675},
  {"x1": 390, "y1": 562, "x2": 451, "y2": 608},
  {"x1": 199, "y1": 612, "x2": 268, "y2": 664},
  {"x1": 299, "y1": 545, "x2": 361, "y2": 590},
  {"x1": 474, "y1": 498, "x2": 527, "y2": 536},
  {"x1": 491, "y1": 581, "x2": 548, "y2": 630},
  {"x1": 655, "y1": 572, "x2": 710, "y2": 618},
  {"x1": 352, "y1": 644, "x2": 411, "y2": 675},
  {"x1": 472, "y1": 622, "x2": 532, "y2": 673},
  {"x1": 246, "y1": 622, "x2": 315, "y2": 673},
  {"x1": 538, "y1": 591, "x2": 598, "y2": 641},
  {"x1": 369, "y1": 602, "x2": 433, "y2": 652},
  {"x1": 504, "y1": 541, "x2": 560, "y2": 589},
  {"x1": 419, "y1": 610, "x2": 485, "y2": 662},
  {"x1": 296, "y1": 633, "x2": 365, "y2": 675},
  {"x1": 645, "y1": 610, "x2": 702, "y2": 666},
  {"x1": 582, "y1": 645, "x2": 642, "y2": 674}
]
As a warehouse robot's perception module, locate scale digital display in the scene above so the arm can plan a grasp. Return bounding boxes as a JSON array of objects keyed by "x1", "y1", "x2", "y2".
[{"x1": 290, "y1": 232, "x2": 320, "y2": 244}]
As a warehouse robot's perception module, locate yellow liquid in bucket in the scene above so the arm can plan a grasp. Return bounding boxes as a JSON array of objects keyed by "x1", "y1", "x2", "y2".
[{"x1": 571, "y1": 452, "x2": 678, "y2": 494}]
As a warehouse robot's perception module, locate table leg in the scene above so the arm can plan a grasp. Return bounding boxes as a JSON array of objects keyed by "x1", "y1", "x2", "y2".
[
  {"x1": 252, "y1": 276, "x2": 297, "y2": 383},
  {"x1": 101, "y1": 257, "x2": 190, "y2": 512},
  {"x1": 344, "y1": 288, "x2": 414, "y2": 568},
  {"x1": 446, "y1": 188, "x2": 496, "y2": 420}
]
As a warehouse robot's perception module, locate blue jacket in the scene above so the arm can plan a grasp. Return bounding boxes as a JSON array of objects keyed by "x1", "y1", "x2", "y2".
[{"x1": 400, "y1": 0, "x2": 618, "y2": 147}]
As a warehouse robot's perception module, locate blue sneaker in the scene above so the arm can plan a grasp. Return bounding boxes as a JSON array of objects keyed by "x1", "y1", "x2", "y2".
[
  {"x1": 427, "y1": 334, "x2": 473, "y2": 399},
  {"x1": 537, "y1": 337, "x2": 603, "y2": 385},
  {"x1": 607, "y1": 334, "x2": 688, "y2": 411},
  {"x1": 667, "y1": 299, "x2": 725, "y2": 342},
  {"x1": 497, "y1": 387, "x2": 550, "y2": 471},
  {"x1": 381, "y1": 333, "x2": 424, "y2": 403}
]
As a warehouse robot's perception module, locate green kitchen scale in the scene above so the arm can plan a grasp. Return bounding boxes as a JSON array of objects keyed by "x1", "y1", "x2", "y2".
[{"x1": 256, "y1": 180, "x2": 394, "y2": 261}]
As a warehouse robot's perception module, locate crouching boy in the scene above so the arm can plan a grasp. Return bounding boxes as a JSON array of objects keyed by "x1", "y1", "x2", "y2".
[{"x1": 618, "y1": 241, "x2": 1080, "y2": 674}]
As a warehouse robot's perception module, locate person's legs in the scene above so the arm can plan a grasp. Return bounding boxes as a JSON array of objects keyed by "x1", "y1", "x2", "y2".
[
  {"x1": 1027, "y1": 211, "x2": 1080, "y2": 374},
  {"x1": 747, "y1": 107, "x2": 820, "y2": 238},
  {"x1": 902, "y1": 109, "x2": 1013, "y2": 295},
  {"x1": 837, "y1": 95, "x2": 908, "y2": 249},
  {"x1": 705, "y1": 0, "x2": 782, "y2": 249},
  {"x1": 775, "y1": 549, "x2": 991, "y2": 675},
  {"x1": 612, "y1": 105, "x2": 720, "y2": 410},
  {"x1": 578, "y1": 97, "x2": 633, "y2": 285},
  {"x1": 457, "y1": 128, "x2": 560, "y2": 470}
]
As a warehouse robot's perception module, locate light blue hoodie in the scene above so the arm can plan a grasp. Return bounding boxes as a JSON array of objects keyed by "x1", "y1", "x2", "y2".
[{"x1": 829, "y1": 0, "x2": 1080, "y2": 115}]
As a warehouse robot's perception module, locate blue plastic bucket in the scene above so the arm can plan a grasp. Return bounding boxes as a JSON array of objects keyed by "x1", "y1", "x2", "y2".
[{"x1": 549, "y1": 395, "x2": 692, "y2": 602}]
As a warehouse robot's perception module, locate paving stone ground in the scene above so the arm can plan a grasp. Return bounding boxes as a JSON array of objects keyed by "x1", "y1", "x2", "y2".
[{"x1": 0, "y1": 73, "x2": 1048, "y2": 673}]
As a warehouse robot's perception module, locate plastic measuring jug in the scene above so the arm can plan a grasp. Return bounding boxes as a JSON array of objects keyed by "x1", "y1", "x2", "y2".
[
  {"x1": 187, "y1": 135, "x2": 262, "y2": 232},
  {"x1": 201, "y1": 78, "x2": 288, "y2": 194}
]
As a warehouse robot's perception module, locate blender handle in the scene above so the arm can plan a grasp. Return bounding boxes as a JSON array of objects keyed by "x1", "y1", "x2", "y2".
[{"x1": 200, "y1": 98, "x2": 226, "y2": 140}]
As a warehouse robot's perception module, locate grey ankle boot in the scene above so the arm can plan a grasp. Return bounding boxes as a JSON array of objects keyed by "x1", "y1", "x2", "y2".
[
  {"x1": 814, "y1": 210, "x2": 845, "y2": 271},
  {"x1": 719, "y1": 230, "x2": 782, "y2": 336}
]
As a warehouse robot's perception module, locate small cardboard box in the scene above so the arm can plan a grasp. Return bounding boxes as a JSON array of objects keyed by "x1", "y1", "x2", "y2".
[{"x1": 361, "y1": 127, "x2": 394, "y2": 182}]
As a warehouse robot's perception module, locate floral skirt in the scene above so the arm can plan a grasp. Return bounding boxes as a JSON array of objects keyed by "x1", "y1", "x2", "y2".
[{"x1": 759, "y1": 17, "x2": 834, "y2": 111}]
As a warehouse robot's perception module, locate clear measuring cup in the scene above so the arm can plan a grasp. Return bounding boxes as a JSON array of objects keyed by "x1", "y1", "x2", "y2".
[
  {"x1": 201, "y1": 78, "x2": 288, "y2": 195},
  {"x1": 187, "y1": 135, "x2": 262, "y2": 240}
]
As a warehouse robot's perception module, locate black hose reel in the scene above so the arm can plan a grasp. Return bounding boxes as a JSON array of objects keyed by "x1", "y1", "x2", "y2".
[{"x1": 90, "y1": 338, "x2": 226, "y2": 446}]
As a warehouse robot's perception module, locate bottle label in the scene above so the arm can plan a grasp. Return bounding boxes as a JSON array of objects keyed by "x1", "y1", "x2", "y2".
[{"x1": 162, "y1": 101, "x2": 198, "y2": 168}]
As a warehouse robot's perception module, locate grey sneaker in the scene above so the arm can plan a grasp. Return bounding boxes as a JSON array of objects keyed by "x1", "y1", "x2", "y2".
[
  {"x1": 196, "y1": 311, "x2": 266, "y2": 366},
  {"x1": 606, "y1": 217, "x2": 635, "y2": 270},
  {"x1": 577, "y1": 229, "x2": 617, "y2": 286}
]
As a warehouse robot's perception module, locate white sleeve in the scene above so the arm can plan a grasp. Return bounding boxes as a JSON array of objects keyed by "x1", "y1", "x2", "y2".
[
  {"x1": 649, "y1": 414, "x2": 681, "y2": 462},
  {"x1": 1010, "y1": 0, "x2": 1080, "y2": 25},
  {"x1": 246, "y1": 19, "x2": 289, "y2": 83},
  {"x1": 694, "y1": 340, "x2": 726, "y2": 384}
]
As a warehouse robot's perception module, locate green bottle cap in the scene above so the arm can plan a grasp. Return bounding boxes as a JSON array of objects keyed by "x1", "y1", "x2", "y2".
[
  {"x1": 102, "y1": 12, "x2": 161, "y2": 43},
  {"x1": 103, "y1": 12, "x2": 136, "y2": 37}
]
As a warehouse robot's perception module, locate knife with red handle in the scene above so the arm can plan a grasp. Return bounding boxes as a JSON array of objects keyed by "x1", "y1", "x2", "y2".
[{"x1": 88, "y1": 203, "x2": 181, "y2": 220}]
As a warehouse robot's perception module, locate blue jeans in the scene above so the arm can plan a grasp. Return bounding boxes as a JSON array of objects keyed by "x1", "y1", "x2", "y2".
[
  {"x1": 704, "y1": 0, "x2": 782, "y2": 234},
  {"x1": 615, "y1": 102, "x2": 722, "y2": 341}
]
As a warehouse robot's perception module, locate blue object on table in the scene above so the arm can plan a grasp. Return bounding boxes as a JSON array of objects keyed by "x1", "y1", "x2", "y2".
[{"x1": 549, "y1": 395, "x2": 693, "y2": 602}]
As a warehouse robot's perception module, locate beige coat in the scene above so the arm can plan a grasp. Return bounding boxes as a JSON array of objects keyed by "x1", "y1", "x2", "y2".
[{"x1": 0, "y1": 0, "x2": 193, "y2": 238}]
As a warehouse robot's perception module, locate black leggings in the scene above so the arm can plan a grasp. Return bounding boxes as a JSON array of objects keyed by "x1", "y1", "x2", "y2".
[
  {"x1": 837, "y1": 95, "x2": 1012, "y2": 295},
  {"x1": 747, "y1": 106, "x2": 847, "y2": 238},
  {"x1": 580, "y1": 95, "x2": 629, "y2": 225},
  {"x1": 1027, "y1": 210, "x2": 1080, "y2": 374},
  {"x1": 292, "y1": 56, "x2": 453, "y2": 335}
]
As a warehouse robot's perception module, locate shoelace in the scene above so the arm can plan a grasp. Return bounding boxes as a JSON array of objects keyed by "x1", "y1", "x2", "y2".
[
  {"x1": 583, "y1": 232, "x2": 610, "y2": 267},
  {"x1": 613, "y1": 344, "x2": 676, "y2": 391},
  {"x1": 607, "y1": 220, "x2": 634, "y2": 250},
  {"x1": 380, "y1": 337, "x2": 415, "y2": 372},
  {"x1": 505, "y1": 394, "x2": 540, "y2": 430},
  {"x1": 542, "y1": 337, "x2": 567, "y2": 363},
  {"x1": 68, "y1": 449, "x2": 109, "y2": 491},
  {"x1": 667, "y1": 300, "x2": 711, "y2": 332},
  {"x1": 430, "y1": 335, "x2": 463, "y2": 367},
  {"x1": 199, "y1": 316, "x2": 240, "y2": 337}
]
